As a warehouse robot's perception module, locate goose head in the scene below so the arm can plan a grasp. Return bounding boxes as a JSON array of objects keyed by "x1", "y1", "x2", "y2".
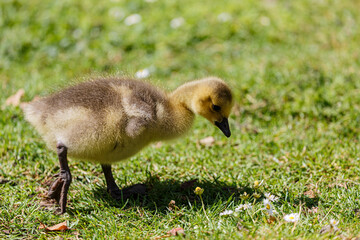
[{"x1": 190, "y1": 77, "x2": 234, "y2": 137}]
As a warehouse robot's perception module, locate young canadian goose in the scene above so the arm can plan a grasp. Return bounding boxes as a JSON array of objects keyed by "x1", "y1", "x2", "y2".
[{"x1": 24, "y1": 76, "x2": 234, "y2": 214}]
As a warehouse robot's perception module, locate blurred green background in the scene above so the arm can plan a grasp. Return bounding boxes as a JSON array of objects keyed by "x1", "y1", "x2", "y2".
[
  {"x1": 1, "y1": 0, "x2": 360, "y2": 239},
  {"x1": 2, "y1": 0, "x2": 360, "y2": 122}
]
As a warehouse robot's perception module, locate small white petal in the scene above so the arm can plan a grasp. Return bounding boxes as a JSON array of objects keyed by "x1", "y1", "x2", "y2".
[
  {"x1": 284, "y1": 213, "x2": 300, "y2": 222},
  {"x1": 263, "y1": 199, "x2": 274, "y2": 215},
  {"x1": 263, "y1": 199, "x2": 272, "y2": 210},
  {"x1": 109, "y1": 7, "x2": 125, "y2": 20},
  {"x1": 260, "y1": 16, "x2": 270, "y2": 26},
  {"x1": 170, "y1": 17, "x2": 184, "y2": 29},
  {"x1": 265, "y1": 193, "x2": 279, "y2": 202},
  {"x1": 219, "y1": 210, "x2": 234, "y2": 216},
  {"x1": 217, "y1": 220, "x2": 223, "y2": 229},
  {"x1": 135, "y1": 68, "x2": 150, "y2": 78},
  {"x1": 124, "y1": 14, "x2": 142, "y2": 26},
  {"x1": 72, "y1": 29, "x2": 82, "y2": 39},
  {"x1": 60, "y1": 38, "x2": 70, "y2": 48},
  {"x1": 245, "y1": 203, "x2": 252, "y2": 210},
  {"x1": 217, "y1": 12, "x2": 232, "y2": 22},
  {"x1": 329, "y1": 219, "x2": 339, "y2": 226},
  {"x1": 235, "y1": 204, "x2": 244, "y2": 212}
]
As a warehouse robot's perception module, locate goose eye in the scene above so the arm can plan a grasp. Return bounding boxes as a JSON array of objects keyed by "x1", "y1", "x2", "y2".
[{"x1": 212, "y1": 104, "x2": 221, "y2": 112}]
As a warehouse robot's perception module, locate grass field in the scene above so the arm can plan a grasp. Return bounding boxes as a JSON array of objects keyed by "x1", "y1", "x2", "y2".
[{"x1": 1, "y1": 0, "x2": 360, "y2": 239}]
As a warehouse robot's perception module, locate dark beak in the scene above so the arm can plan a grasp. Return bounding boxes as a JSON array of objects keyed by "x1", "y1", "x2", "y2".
[{"x1": 215, "y1": 118, "x2": 231, "y2": 138}]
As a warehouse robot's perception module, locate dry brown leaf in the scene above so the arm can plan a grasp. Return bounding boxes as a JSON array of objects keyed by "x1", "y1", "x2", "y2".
[
  {"x1": 328, "y1": 182, "x2": 348, "y2": 189},
  {"x1": 167, "y1": 227, "x2": 185, "y2": 236},
  {"x1": 168, "y1": 200, "x2": 177, "y2": 211},
  {"x1": 339, "y1": 183, "x2": 347, "y2": 189},
  {"x1": 39, "y1": 221, "x2": 68, "y2": 231},
  {"x1": 307, "y1": 207, "x2": 318, "y2": 214},
  {"x1": 354, "y1": 208, "x2": 360, "y2": 218},
  {"x1": 5, "y1": 89, "x2": 25, "y2": 107},
  {"x1": 304, "y1": 190, "x2": 316, "y2": 198},
  {"x1": 267, "y1": 215, "x2": 277, "y2": 224},
  {"x1": 154, "y1": 142, "x2": 163, "y2": 148},
  {"x1": 180, "y1": 179, "x2": 197, "y2": 191},
  {"x1": 38, "y1": 222, "x2": 47, "y2": 230},
  {"x1": 199, "y1": 136, "x2": 215, "y2": 146}
]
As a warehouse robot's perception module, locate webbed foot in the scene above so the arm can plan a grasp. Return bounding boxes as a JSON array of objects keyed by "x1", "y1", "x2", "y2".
[
  {"x1": 107, "y1": 184, "x2": 147, "y2": 200},
  {"x1": 47, "y1": 143, "x2": 72, "y2": 214},
  {"x1": 102, "y1": 164, "x2": 146, "y2": 201}
]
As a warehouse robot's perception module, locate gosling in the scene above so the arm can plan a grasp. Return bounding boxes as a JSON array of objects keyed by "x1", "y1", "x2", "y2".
[{"x1": 24, "y1": 76, "x2": 234, "y2": 214}]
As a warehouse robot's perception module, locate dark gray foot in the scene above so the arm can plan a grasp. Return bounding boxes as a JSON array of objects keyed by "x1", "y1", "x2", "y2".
[
  {"x1": 107, "y1": 184, "x2": 147, "y2": 200},
  {"x1": 101, "y1": 164, "x2": 146, "y2": 201},
  {"x1": 47, "y1": 143, "x2": 72, "y2": 214}
]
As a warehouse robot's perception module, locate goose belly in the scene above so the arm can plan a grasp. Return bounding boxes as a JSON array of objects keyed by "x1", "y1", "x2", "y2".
[{"x1": 87, "y1": 135, "x2": 152, "y2": 164}]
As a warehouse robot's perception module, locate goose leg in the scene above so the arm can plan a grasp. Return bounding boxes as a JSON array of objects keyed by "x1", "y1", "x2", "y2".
[
  {"x1": 48, "y1": 142, "x2": 72, "y2": 214},
  {"x1": 101, "y1": 164, "x2": 146, "y2": 200},
  {"x1": 101, "y1": 164, "x2": 123, "y2": 200}
]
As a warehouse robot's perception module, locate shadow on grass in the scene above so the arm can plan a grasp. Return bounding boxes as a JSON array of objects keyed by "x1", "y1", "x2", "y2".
[
  {"x1": 39, "y1": 175, "x2": 321, "y2": 215},
  {"x1": 293, "y1": 195, "x2": 320, "y2": 210},
  {"x1": 73, "y1": 176, "x2": 256, "y2": 214}
]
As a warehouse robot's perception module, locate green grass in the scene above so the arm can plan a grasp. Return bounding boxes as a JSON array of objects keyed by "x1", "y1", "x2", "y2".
[{"x1": 1, "y1": 0, "x2": 360, "y2": 239}]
